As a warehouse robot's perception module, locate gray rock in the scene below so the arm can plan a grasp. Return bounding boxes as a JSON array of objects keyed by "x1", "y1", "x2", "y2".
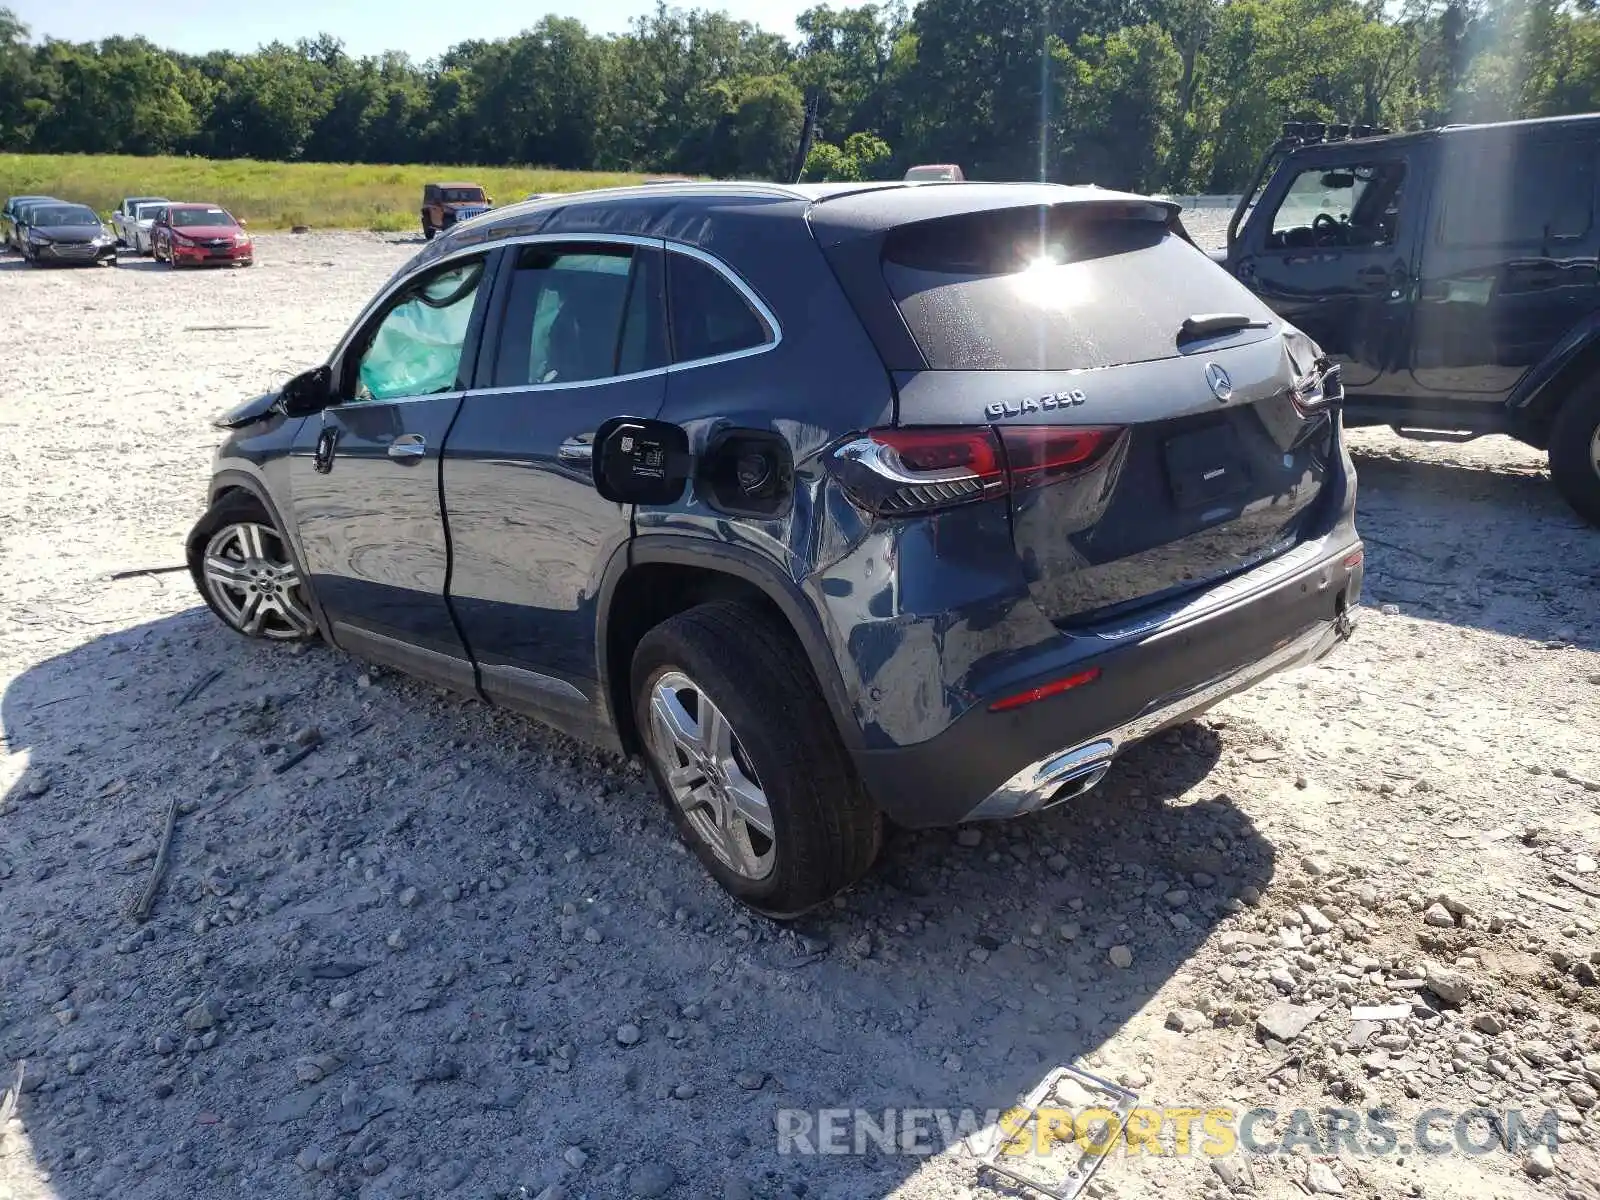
[
  {"x1": 673, "y1": 1082, "x2": 696, "y2": 1100},
  {"x1": 65, "y1": 1053, "x2": 91, "y2": 1075},
  {"x1": 22, "y1": 771, "x2": 51, "y2": 797},
  {"x1": 563, "y1": 1146, "x2": 588, "y2": 1169},
  {"x1": 361, "y1": 1154, "x2": 388, "y2": 1176},
  {"x1": 182, "y1": 998, "x2": 223, "y2": 1030},
  {"x1": 1299, "y1": 904, "x2": 1335, "y2": 934},
  {"x1": 1306, "y1": 1161, "x2": 1344, "y2": 1194},
  {"x1": 1423, "y1": 903, "x2": 1455, "y2": 928},
  {"x1": 1256, "y1": 1002, "x2": 1322, "y2": 1043},
  {"x1": 154, "y1": 1033, "x2": 176, "y2": 1056},
  {"x1": 442, "y1": 883, "x2": 462, "y2": 902},
  {"x1": 1473, "y1": 1013, "x2": 1505, "y2": 1035},
  {"x1": 628, "y1": 1162, "x2": 676, "y2": 1198},
  {"x1": 1165, "y1": 1009, "x2": 1208, "y2": 1034},
  {"x1": 1425, "y1": 965, "x2": 1471, "y2": 1006},
  {"x1": 1524, "y1": 1145, "x2": 1556, "y2": 1178},
  {"x1": 1108, "y1": 945, "x2": 1133, "y2": 969},
  {"x1": 294, "y1": 1146, "x2": 320, "y2": 1173},
  {"x1": 616, "y1": 1022, "x2": 642, "y2": 1047},
  {"x1": 398, "y1": 886, "x2": 420, "y2": 909},
  {"x1": 955, "y1": 828, "x2": 982, "y2": 848},
  {"x1": 735, "y1": 1070, "x2": 765, "y2": 1091},
  {"x1": 1164, "y1": 889, "x2": 1189, "y2": 907},
  {"x1": 1301, "y1": 855, "x2": 1333, "y2": 877}
]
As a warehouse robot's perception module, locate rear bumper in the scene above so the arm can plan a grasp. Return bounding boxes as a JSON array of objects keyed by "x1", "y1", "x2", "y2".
[{"x1": 854, "y1": 535, "x2": 1363, "y2": 828}]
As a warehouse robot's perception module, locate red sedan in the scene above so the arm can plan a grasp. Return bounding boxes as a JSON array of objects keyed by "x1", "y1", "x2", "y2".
[{"x1": 151, "y1": 203, "x2": 254, "y2": 268}]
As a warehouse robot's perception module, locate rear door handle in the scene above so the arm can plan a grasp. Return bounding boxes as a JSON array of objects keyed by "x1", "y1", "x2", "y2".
[
  {"x1": 558, "y1": 436, "x2": 594, "y2": 466},
  {"x1": 387, "y1": 433, "x2": 427, "y2": 459}
]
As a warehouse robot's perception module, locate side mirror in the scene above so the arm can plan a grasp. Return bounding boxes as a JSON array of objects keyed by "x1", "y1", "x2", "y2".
[
  {"x1": 238, "y1": 218, "x2": 248, "y2": 227},
  {"x1": 281, "y1": 366, "x2": 334, "y2": 417},
  {"x1": 591, "y1": 417, "x2": 690, "y2": 505},
  {"x1": 486, "y1": 197, "x2": 494, "y2": 205}
]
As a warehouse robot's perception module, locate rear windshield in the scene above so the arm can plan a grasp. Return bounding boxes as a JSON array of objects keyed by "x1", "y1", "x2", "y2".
[{"x1": 882, "y1": 205, "x2": 1270, "y2": 370}]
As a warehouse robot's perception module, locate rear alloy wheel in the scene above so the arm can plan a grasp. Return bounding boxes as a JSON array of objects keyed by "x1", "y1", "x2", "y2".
[
  {"x1": 632, "y1": 600, "x2": 881, "y2": 916},
  {"x1": 196, "y1": 515, "x2": 316, "y2": 641},
  {"x1": 1548, "y1": 380, "x2": 1600, "y2": 528}
]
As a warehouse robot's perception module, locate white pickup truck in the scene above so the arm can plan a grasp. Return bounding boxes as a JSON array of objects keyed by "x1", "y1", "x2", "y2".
[{"x1": 111, "y1": 196, "x2": 168, "y2": 253}]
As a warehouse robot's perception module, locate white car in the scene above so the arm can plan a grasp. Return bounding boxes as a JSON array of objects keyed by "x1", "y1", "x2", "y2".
[{"x1": 111, "y1": 196, "x2": 168, "y2": 253}]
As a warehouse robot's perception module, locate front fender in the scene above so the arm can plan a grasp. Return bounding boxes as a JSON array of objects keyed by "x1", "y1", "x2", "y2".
[{"x1": 1506, "y1": 310, "x2": 1600, "y2": 443}]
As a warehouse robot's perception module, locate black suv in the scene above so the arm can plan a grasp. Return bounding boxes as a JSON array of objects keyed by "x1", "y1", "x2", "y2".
[
  {"x1": 188, "y1": 181, "x2": 1362, "y2": 914},
  {"x1": 1219, "y1": 113, "x2": 1600, "y2": 524}
]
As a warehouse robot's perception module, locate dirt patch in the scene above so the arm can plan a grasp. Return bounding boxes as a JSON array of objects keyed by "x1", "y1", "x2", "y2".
[{"x1": 2, "y1": 232, "x2": 1600, "y2": 1200}]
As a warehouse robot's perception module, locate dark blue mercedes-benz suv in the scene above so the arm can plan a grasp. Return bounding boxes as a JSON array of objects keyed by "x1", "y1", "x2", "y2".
[{"x1": 188, "y1": 181, "x2": 1363, "y2": 915}]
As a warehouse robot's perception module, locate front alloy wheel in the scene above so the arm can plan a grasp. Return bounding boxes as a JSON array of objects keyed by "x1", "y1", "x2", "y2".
[
  {"x1": 200, "y1": 522, "x2": 315, "y2": 639},
  {"x1": 646, "y1": 670, "x2": 776, "y2": 880}
]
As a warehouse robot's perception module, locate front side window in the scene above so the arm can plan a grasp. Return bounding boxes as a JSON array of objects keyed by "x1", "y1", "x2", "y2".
[
  {"x1": 1267, "y1": 162, "x2": 1406, "y2": 249},
  {"x1": 492, "y1": 244, "x2": 665, "y2": 387},
  {"x1": 667, "y1": 252, "x2": 770, "y2": 363},
  {"x1": 352, "y1": 258, "x2": 486, "y2": 402}
]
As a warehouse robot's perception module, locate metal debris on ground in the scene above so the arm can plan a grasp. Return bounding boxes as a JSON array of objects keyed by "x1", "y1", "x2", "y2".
[{"x1": 976, "y1": 1064, "x2": 1138, "y2": 1200}]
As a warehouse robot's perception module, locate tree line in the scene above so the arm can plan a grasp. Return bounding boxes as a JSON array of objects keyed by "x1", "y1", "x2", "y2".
[{"x1": 1, "y1": 0, "x2": 1597, "y2": 194}]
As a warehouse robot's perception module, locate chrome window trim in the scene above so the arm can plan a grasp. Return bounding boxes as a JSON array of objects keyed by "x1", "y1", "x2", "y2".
[
  {"x1": 324, "y1": 390, "x2": 465, "y2": 414},
  {"x1": 329, "y1": 231, "x2": 783, "y2": 398}
]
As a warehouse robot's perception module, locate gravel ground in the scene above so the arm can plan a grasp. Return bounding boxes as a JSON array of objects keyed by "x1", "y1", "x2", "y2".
[{"x1": 3, "y1": 227, "x2": 1600, "y2": 1200}]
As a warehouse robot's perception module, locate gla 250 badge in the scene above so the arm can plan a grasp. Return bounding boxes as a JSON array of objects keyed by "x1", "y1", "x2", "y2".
[{"x1": 985, "y1": 389, "x2": 1087, "y2": 420}]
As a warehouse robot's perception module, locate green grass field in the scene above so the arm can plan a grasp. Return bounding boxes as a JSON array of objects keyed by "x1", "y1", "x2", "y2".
[{"x1": 0, "y1": 155, "x2": 649, "y2": 231}]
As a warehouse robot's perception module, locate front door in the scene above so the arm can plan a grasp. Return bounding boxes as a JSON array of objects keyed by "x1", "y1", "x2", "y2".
[
  {"x1": 1235, "y1": 154, "x2": 1414, "y2": 392},
  {"x1": 288, "y1": 252, "x2": 494, "y2": 690},
  {"x1": 443, "y1": 238, "x2": 668, "y2": 736}
]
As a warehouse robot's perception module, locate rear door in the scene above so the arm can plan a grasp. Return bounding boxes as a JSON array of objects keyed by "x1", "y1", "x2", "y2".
[
  {"x1": 287, "y1": 251, "x2": 495, "y2": 689},
  {"x1": 862, "y1": 200, "x2": 1336, "y2": 625},
  {"x1": 1410, "y1": 132, "x2": 1599, "y2": 399},
  {"x1": 443, "y1": 237, "x2": 669, "y2": 736},
  {"x1": 1234, "y1": 151, "x2": 1416, "y2": 392}
]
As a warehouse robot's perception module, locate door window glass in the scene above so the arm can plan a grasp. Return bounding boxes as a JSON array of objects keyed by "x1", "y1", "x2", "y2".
[
  {"x1": 1437, "y1": 141, "x2": 1594, "y2": 246},
  {"x1": 353, "y1": 258, "x2": 486, "y2": 402},
  {"x1": 667, "y1": 252, "x2": 771, "y2": 363},
  {"x1": 492, "y1": 244, "x2": 665, "y2": 386},
  {"x1": 1268, "y1": 162, "x2": 1406, "y2": 249}
]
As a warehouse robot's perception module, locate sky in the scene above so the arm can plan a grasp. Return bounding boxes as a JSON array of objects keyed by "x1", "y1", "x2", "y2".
[{"x1": 10, "y1": 0, "x2": 856, "y2": 59}]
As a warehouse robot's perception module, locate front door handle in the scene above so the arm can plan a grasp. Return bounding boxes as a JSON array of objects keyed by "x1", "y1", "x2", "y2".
[
  {"x1": 313, "y1": 427, "x2": 339, "y2": 474},
  {"x1": 387, "y1": 433, "x2": 427, "y2": 459},
  {"x1": 558, "y1": 436, "x2": 594, "y2": 466}
]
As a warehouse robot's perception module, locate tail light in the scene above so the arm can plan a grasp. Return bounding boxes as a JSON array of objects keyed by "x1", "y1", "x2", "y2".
[{"x1": 829, "y1": 426, "x2": 1121, "y2": 516}]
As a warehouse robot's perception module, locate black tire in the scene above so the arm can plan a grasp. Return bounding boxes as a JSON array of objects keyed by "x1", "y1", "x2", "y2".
[
  {"x1": 631, "y1": 600, "x2": 881, "y2": 917},
  {"x1": 1548, "y1": 379, "x2": 1600, "y2": 528},
  {"x1": 188, "y1": 492, "x2": 319, "y2": 642}
]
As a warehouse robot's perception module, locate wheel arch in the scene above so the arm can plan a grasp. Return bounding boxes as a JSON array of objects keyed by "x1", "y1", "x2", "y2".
[
  {"x1": 1507, "y1": 314, "x2": 1600, "y2": 449},
  {"x1": 596, "y1": 537, "x2": 863, "y2": 760},
  {"x1": 194, "y1": 469, "x2": 334, "y2": 640}
]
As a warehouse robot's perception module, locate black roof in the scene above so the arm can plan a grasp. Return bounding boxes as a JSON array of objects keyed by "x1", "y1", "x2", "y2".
[
  {"x1": 1286, "y1": 110, "x2": 1600, "y2": 156},
  {"x1": 450, "y1": 179, "x2": 1172, "y2": 252}
]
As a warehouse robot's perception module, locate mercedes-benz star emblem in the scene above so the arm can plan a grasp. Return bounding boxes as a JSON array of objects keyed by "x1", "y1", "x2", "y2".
[{"x1": 1204, "y1": 362, "x2": 1233, "y2": 402}]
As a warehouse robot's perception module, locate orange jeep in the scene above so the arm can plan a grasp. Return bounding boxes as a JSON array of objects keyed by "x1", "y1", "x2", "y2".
[{"x1": 420, "y1": 182, "x2": 493, "y2": 240}]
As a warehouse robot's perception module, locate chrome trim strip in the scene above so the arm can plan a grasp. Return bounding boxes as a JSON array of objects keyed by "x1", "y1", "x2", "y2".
[
  {"x1": 480, "y1": 662, "x2": 588, "y2": 704},
  {"x1": 963, "y1": 618, "x2": 1346, "y2": 822},
  {"x1": 329, "y1": 232, "x2": 783, "y2": 384},
  {"x1": 324, "y1": 390, "x2": 464, "y2": 415}
]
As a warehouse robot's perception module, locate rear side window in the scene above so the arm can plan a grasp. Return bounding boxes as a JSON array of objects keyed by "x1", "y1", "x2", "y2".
[
  {"x1": 667, "y1": 252, "x2": 771, "y2": 363},
  {"x1": 492, "y1": 244, "x2": 666, "y2": 387},
  {"x1": 1437, "y1": 140, "x2": 1595, "y2": 246},
  {"x1": 882, "y1": 205, "x2": 1271, "y2": 371}
]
